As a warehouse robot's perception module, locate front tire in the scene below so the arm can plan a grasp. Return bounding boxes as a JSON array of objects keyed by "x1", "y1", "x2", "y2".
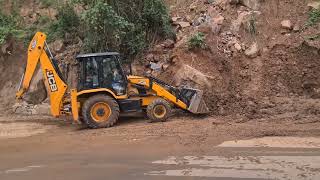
[
  {"x1": 82, "y1": 95, "x2": 120, "y2": 129},
  {"x1": 146, "y1": 98, "x2": 172, "y2": 122}
]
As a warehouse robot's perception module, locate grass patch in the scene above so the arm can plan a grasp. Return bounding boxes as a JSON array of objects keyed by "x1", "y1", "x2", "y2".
[{"x1": 188, "y1": 32, "x2": 206, "y2": 50}]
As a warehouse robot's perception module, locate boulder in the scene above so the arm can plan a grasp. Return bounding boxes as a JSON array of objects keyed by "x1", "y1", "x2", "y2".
[
  {"x1": 281, "y1": 20, "x2": 293, "y2": 30},
  {"x1": 50, "y1": 39, "x2": 65, "y2": 53},
  {"x1": 210, "y1": 14, "x2": 225, "y2": 34},
  {"x1": 244, "y1": 42, "x2": 259, "y2": 58},
  {"x1": 230, "y1": 11, "x2": 251, "y2": 33},
  {"x1": 240, "y1": 0, "x2": 262, "y2": 10},
  {"x1": 172, "y1": 64, "x2": 212, "y2": 88}
]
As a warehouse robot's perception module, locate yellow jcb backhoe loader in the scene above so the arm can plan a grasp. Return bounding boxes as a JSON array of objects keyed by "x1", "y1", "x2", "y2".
[{"x1": 16, "y1": 32, "x2": 209, "y2": 129}]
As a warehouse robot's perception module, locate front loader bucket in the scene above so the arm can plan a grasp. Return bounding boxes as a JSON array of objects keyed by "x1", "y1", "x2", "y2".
[
  {"x1": 188, "y1": 89, "x2": 210, "y2": 114},
  {"x1": 179, "y1": 88, "x2": 210, "y2": 114}
]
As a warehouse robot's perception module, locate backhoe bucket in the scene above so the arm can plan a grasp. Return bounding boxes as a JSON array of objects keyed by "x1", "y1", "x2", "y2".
[{"x1": 179, "y1": 88, "x2": 210, "y2": 114}]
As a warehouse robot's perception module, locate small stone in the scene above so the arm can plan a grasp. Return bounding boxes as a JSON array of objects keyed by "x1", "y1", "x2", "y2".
[
  {"x1": 234, "y1": 43, "x2": 242, "y2": 51},
  {"x1": 244, "y1": 42, "x2": 259, "y2": 58},
  {"x1": 150, "y1": 62, "x2": 162, "y2": 71},
  {"x1": 189, "y1": 5, "x2": 197, "y2": 11},
  {"x1": 230, "y1": 0, "x2": 240, "y2": 5},
  {"x1": 146, "y1": 54, "x2": 154, "y2": 61},
  {"x1": 293, "y1": 24, "x2": 300, "y2": 32},
  {"x1": 185, "y1": 15, "x2": 192, "y2": 23},
  {"x1": 240, "y1": 0, "x2": 262, "y2": 10},
  {"x1": 162, "y1": 64, "x2": 170, "y2": 71},
  {"x1": 163, "y1": 39, "x2": 175, "y2": 48},
  {"x1": 171, "y1": 16, "x2": 180, "y2": 22},
  {"x1": 193, "y1": 17, "x2": 205, "y2": 26},
  {"x1": 281, "y1": 20, "x2": 293, "y2": 30},
  {"x1": 308, "y1": 1, "x2": 320, "y2": 10},
  {"x1": 178, "y1": 21, "x2": 191, "y2": 28}
]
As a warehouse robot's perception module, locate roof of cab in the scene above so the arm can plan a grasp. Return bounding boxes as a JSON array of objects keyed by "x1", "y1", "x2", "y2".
[{"x1": 76, "y1": 52, "x2": 119, "y2": 59}]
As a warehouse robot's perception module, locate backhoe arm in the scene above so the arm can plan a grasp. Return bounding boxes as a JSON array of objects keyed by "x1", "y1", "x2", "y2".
[
  {"x1": 16, "y1": 32, "x2": 68, "y2": 117},
  {"x1": 16, "y1": 32, "x2": 43, "y2": 98}
]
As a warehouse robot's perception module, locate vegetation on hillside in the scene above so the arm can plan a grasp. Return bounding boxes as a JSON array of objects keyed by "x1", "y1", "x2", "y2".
[
  {"x1": 0, "y1": 12, "x2": 23, "y2": 44},
  {"x1": 0, "y1": 0, "x2": 173, "y2": 61}
]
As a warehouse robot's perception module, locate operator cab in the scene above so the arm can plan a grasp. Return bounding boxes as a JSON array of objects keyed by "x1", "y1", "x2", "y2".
[{"x1": 76, "y1": 52, "x2": 127, "y2": 96}]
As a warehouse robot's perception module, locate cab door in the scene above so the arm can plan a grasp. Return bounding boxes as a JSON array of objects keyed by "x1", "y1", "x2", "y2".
[{"x1": 99, "y1": 55, "x2": 127, "y2": 96}]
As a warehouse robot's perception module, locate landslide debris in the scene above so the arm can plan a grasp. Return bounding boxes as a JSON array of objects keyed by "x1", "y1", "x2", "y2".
[{"x1": 135, "y1": 0, "x2": 320, "y2": 120}]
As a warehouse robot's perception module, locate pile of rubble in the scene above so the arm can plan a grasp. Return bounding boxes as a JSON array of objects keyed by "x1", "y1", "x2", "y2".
[{"x1": 12, "y1": 102, "x2": 51, "y2": 116}]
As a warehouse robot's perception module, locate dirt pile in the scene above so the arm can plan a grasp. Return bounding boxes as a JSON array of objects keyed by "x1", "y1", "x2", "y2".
[{"x1": 135, "y1": 0, "x2": 320, "y2": 119}]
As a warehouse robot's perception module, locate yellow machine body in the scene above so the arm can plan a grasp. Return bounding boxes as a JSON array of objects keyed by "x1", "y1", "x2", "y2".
[{"x1": 17, "y1": 32, "x2": 208, "y2": 127}]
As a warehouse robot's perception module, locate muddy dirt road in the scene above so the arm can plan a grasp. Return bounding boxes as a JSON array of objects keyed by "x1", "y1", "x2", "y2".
[{"x1": 0, "y1": 114, "x2": 320, "y2": 180}]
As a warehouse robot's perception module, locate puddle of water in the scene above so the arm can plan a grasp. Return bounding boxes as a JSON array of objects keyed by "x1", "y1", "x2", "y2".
[
  {"x1": 218, "y1": 137, "x2": 320, "y2": 148},
  {"x1": 0, "y1": 122, "x2": 54, "y2": 139},
  {"x1": 147, "y1": 156, "x2": 320, "y2": 179}
]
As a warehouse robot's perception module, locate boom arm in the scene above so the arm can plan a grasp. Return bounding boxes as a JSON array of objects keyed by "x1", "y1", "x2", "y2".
[{"x1": 16, "y1": 32, "x2": 68, "y2": 117}]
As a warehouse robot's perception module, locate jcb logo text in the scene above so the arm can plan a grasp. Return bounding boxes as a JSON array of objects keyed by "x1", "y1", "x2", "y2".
[{"x1": 46, "y1": 70, "x2": 58, "y2": 92}]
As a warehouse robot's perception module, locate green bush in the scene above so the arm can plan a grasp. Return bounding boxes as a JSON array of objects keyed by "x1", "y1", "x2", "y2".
[
  {"x1": 48, "y1": 3, "x2": 79, "y2": 41},
  {"x1": 0, "y1": 12, "x2": 23, "y2": 44},
  {"x1": 81, "y1": 1, "x2": 132, "y2": 52},
  {"x1": 142, "y1": 0, "x2": 175, "y2": 40},
  {"x1": 40, "y1": 0, "x2": 55, "y2": 8},
  {"x1": 77, "y1": 0, "x2": 174, "y2": 60},
  {"x1": 188, "y1": 32, "x2": 206, "y2": 50},
  {"x1": 1, "y1": 0, "x2": 174, "y2": 62},
  {"x1": 307, "y1": 9, "x2": 320, "y2": 26}
]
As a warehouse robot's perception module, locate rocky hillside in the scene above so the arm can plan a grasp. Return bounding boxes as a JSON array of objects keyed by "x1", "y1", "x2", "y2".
[
  {"x1": 0, "y1": 0, "x2": 320, "y2": 120},
  {"x1": 134, "y1": 0, "x2": 320, "y2": 119}
]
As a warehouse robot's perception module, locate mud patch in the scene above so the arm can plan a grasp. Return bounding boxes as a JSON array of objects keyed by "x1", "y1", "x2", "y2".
[
  {"x1": 218, "y1": 136, "x2": 320, "y2": 148},
  {"x1": 0, "y1": 122, "x2": 55, "y2": 139}
]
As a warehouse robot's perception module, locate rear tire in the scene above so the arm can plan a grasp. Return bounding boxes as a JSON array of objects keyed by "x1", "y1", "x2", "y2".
[
  {"x1": 82, "y1": 95, "x2": 120, "y2": 129},
  {"x1": 146, "y1": 98, "x2": 172, "y2": 122}
]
